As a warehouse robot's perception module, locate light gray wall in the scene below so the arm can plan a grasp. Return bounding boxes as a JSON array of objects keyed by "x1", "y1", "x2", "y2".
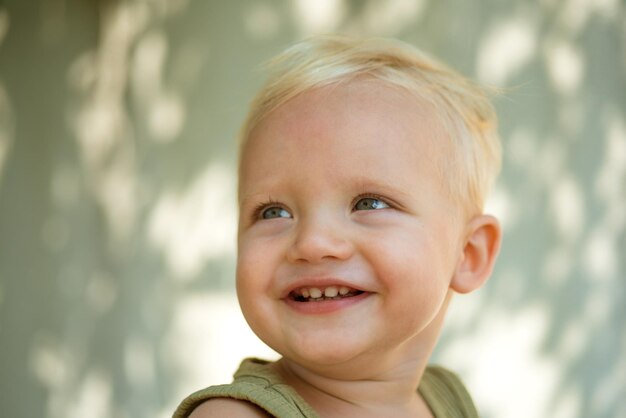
[{"x1": 0, "y1": 1, "x2": 624, "y2": 417}]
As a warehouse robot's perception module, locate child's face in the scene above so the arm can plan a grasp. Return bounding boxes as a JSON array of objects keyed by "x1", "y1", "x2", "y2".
[{"x1": 237, "y1": 79, "x2": 468, "y2": 368}]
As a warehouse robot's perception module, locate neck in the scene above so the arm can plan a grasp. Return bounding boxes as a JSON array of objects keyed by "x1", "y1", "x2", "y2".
[{"x1": 274, "y1": 354, "x2": 432, "y2": 418}]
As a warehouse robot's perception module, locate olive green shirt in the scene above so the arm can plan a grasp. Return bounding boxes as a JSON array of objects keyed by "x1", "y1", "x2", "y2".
[{"x1": 173, "y1": 358, "x2": 479, "y2": 418}]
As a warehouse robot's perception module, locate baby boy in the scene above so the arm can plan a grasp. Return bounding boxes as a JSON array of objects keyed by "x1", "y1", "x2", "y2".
[{"x1": 174, "y1": 35, "x2": 502, "y2": 418}]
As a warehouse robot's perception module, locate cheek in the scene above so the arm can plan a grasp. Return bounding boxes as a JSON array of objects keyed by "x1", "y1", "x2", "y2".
[
  {"x1": 236, "y1": 241, "x2": 263, "y2": 309},
  {"x1": 236, "y1": 246, "x2": 264, "y2": 292},
  {"x1": 383, "y1": 271, "x2": 449, "y2": 345},
  {"x1": 364, "y1": 230, "x2": 451, "y2": 319},
  {"x1": 236, "y1": 234, "x2": 285, "y2": 299},
  {"x1": 391, "y1": 265, "x2": 446, "y2": 315},
  {"x1": 236, "y1": 245, "x2": 275, "y2": 336}
]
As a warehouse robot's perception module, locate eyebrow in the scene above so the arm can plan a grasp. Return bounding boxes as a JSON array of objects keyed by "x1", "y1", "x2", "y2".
[
  {"x1": 239, "y1": 192, "x2": 269, "y2": 208},
  {"x1": 351, "y1": 177, "x2": 412, "y2": 200},
  {"x1": 238, "y1": 177, "x2": 413, "y2": 208}
]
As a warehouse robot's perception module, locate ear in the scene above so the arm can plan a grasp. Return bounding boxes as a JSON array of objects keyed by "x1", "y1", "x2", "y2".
[{"x1": 451, "y1": 214, "x2": 502, "y2": 294}]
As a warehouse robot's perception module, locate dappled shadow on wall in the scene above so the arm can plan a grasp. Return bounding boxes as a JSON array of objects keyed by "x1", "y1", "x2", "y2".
[
  {"x1": 0, "y1": 1, "x2": 624, "y2": 418},
  {"x1": 434, "y1": 1, "x2": 626, "y2": 417}
]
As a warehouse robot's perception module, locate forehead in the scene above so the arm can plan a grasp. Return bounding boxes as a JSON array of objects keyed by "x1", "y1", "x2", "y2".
[
  {"x1": 239, "y1": 79, "x2": 450, "y2": 198},
  {"x1": 248, "y1": 79, "x2": 442, "y2": 144}
]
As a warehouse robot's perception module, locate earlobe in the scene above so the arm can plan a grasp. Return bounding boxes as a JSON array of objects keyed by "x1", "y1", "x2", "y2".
[{"x1": 450, "y1": 214, "x2": 502, "y2": 294}]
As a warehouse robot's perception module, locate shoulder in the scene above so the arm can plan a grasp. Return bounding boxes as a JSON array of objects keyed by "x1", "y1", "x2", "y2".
[
  {"x1": 425, "y1": 365, "x2": 470, "y2": 396},
  {"x1": 421, "y1": 365, "x2": 479, "y2": 417},
  {"x1": 188, "y1": 397, "x2": 272, "y2": 418}
]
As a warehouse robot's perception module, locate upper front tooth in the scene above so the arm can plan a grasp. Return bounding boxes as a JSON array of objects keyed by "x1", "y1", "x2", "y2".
[
  {"x1": 301, "y1": 288, "x2": 310, "y2": 298},
  {"x1": 324, "y1": 286, "x2": 338, "y2": 297},
  {"x1": 309, "y1": 287, "x2": 322, "y2": 298},
  {"x1": 339, "y1": 286, "x2": 350, "y2": 295}
]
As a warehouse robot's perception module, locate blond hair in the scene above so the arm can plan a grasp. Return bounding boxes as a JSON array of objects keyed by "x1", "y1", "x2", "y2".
[{"x1": 239, "y1": 35, "x2": 501, "y2": 214}]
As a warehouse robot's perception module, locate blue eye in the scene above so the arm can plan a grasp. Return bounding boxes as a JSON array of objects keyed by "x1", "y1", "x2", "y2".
[
  {"x1": 354, "y1": 197, "x2": 390, "y2": 211},
  {"x1": 260, "y1": 206, "x2": 292, "y2": 219}
]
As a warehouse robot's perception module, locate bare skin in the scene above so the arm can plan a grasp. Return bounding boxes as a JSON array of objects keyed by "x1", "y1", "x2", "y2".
[
  {"x1": 189, "y1": 398, "x2": 271, "y2": 418},
  {"x1": 190, "y1": 79, "x2": 501, "y2": 417}
]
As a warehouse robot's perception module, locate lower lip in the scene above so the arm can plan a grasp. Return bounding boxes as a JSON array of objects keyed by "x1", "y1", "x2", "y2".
[{"x1": 283, "y1": 292, "x2": 372, "y2": 315}]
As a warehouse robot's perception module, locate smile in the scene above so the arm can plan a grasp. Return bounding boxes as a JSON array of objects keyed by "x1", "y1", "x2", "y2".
[{"x1": 289, "y1": 285, "x2": 364, "y2": 302}]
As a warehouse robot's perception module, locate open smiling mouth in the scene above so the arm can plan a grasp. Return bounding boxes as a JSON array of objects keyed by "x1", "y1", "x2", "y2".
[{"x1": 289, "y1": 286, "x2": 365, "y2": 302}]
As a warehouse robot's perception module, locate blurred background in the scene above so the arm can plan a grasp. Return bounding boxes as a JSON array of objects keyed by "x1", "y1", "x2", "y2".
[{"x1": 0, "y1": 0, "x2": 624, "y2": 417}]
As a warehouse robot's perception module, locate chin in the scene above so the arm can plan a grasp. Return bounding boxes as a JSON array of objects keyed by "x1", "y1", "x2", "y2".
[
  {"x1": 254, "y1": 325, "x2": 375, "y2": 368},
  {"x1": 298, "y1": 351, "x2": 353, "y2": 367},
  {"x1": 287, "y1": 340, "x2": 369, "y2": 368}
]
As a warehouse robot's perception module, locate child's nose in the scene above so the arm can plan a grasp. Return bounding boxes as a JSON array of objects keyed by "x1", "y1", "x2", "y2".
[{"x1": 286, "y1": 216, "x2": 354, "y2": 264}]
